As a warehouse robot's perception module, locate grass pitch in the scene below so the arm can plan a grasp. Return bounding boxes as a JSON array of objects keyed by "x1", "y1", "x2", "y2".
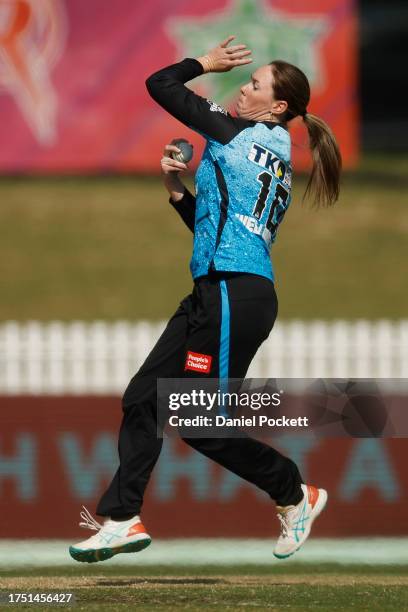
[{"x1": 1, "y1": 564, "x2": 407, "y2": 611}]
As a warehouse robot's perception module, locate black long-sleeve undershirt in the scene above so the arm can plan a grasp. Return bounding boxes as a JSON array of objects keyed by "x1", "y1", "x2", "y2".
[{"x1": 168, "y1": 187, "x2": 196, "y2": 233}]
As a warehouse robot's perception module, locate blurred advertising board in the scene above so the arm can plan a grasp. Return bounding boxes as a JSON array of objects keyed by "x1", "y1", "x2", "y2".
[
  {"x1": 1, "y1": 396, "x2": 406, "y2": 539},
  {"x1": 0, "y1": 0, "x2": 358, "y2": 173}
]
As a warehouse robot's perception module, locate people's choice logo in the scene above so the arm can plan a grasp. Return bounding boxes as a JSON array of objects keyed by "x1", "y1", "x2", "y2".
[
  {"x1": 184, "y1": 351, "x2": 212, "y2": 374},
  {"x1": 0, "y1": 0, "x2": 67, "y2": 145}
]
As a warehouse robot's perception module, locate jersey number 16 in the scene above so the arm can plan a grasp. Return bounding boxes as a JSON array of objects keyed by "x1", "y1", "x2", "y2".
[{"x1": 252, "y1": 171, "x2": 289, "y2": 236}]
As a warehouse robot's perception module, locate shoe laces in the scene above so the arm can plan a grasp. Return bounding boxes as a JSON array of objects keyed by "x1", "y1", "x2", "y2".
[
  {"x1": 79, "y1": 506, "x2": 103, "y2": 531},
  {"x1": 276, "y1": 506, "x2": 298, "y2": 538}
]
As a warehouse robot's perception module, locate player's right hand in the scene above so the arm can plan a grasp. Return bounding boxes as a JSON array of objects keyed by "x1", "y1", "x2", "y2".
[
  {"x1": 161, "y1": 139, "x2": 188, "y2": 175},
  {"x1": 197, "y1": 35, "x2": 252, "y2": 73}
]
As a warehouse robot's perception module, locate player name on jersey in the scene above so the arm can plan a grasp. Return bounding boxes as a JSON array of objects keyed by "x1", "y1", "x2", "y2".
[
  {"x1": 235, "y1": 213, "x2": 272, "y2": 245},
  {"x1": 248, "y1": 142, "x2": 291, "y2": 187}
]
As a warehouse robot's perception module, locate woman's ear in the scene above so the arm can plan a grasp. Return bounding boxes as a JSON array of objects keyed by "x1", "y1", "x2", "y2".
[{"x1": 271, "y1": 100, "x2": 288, "y2": 116}]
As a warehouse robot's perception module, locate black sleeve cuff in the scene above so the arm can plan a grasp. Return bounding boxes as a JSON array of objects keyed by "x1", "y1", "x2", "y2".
[
  {"x1": 146, "y1": 58, "x2": 204, "y2": 93},
  {"x1": 184, "y1": 58, "x2": 205, "y2": 77},
  {"x1": 169, "y1": 187, "x2": 196, "y2": 233}
]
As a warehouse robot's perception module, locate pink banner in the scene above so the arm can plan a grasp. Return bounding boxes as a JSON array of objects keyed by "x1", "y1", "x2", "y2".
[
  {"x1": 1, "y1": 397, "x2": 407, "y2": 539},
  {"x1": 0, "y1": 0, "x2": 358, "y2": 172}
]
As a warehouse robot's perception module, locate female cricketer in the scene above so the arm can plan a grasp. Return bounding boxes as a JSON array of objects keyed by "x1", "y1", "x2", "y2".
[{"x1": 70, "y1": 35, "x2": 341, "y2": 563}]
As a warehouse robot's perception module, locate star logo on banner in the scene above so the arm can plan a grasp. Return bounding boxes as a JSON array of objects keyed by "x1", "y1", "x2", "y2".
[{"x1": 165, "y1": 0, "x2": 328, "y2": 104}]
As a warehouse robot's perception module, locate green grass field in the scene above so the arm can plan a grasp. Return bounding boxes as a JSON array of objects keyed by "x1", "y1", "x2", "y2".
[
  {"x1": 0, "y1": 155, "x2": 407, "y2": 321},
  {"x1": 1, "y1": 564, "x2": 407, "y2": 611}
]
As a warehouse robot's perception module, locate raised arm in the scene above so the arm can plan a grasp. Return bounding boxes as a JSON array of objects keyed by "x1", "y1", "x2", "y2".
[{"x1": 145, "y1": 36, "x2": 252, "y2": 144}]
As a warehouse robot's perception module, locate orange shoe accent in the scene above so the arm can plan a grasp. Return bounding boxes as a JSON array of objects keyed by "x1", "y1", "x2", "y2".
[
  {"x1": 127, "y1": 522, "x2": 147, "y2": 537},
  {"x1": 307, "y1": 485, "x2": 319, "y2": 509}
]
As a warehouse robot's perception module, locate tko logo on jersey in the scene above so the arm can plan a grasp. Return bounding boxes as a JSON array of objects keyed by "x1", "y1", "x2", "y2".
[
  {"x1": 248, "y1": 143, "x2": 291, "y2": 186},
  {"x1": 185, "y1": 351, "x2": 212, "y2": 373}
]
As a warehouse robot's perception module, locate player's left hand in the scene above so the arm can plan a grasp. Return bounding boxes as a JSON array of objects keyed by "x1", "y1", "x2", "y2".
[{"x1": 197, "y1": 35, "x2": 252, "y2": 73}]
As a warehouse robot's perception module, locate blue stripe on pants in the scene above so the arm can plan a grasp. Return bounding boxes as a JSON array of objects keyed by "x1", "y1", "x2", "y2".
[{"x1": 219, "y1": 280, "x2": 230, "y2": 417}]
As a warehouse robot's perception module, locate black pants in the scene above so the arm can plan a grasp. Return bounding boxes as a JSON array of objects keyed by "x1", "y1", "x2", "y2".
[{"x1": 96, "y1": 272, "x2": 303, "y2": 518}]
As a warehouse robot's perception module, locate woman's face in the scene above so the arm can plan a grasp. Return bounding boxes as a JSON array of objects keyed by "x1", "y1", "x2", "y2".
[{"x1": 235, "y1": 64, "x2": 287, "y2": 121}]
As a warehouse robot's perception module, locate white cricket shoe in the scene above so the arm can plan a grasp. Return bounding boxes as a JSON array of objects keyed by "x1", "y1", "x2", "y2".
[
  {"x1": 69, "y1": 507, "x2": 151, "y2": 563},
  {"x1": 273, "y1": 484, "x2": 327, "y2": 559}
]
